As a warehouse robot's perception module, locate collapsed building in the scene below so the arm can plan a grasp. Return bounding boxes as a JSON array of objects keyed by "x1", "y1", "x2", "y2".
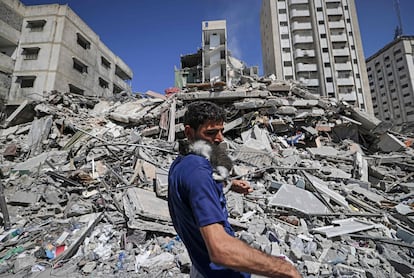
[{"x1": 0, "y1": 75, "x2": 413, "y2": 277}]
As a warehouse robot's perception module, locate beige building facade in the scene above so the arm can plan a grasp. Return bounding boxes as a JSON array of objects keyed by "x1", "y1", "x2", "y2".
[
  {"x1": 0, "y1": 0, "x2": 132, "y2": 105},
  {"x1": 260, "y1": 0, "x2": 373, "y2": 114}
]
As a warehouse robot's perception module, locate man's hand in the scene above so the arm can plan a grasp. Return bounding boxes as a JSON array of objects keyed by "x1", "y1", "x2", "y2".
[{"x1": 230, "y1": 180, "x2": 253, "y2": 195}]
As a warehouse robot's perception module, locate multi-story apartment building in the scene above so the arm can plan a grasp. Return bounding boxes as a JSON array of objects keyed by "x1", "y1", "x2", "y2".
[
  {"x1": 0, "y1": 0, "x2": 132, "y2": 105},
  {"x1": 0, "y1": 0, "x2": 24, "y2": 105},
  {"x1": 175, "y1": 20, "x2": 258, "y2": 89},
  {"x1": 366, "y1": 36, "x2": 414, "y2": 130},
  {"x1": 260, "y1": 0, "x2": 373, "y2": 114}
]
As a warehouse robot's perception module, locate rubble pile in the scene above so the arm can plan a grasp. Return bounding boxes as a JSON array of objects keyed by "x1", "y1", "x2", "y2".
[{"x1": 0, "y1": 78, "x2": 413, "y2": 277}]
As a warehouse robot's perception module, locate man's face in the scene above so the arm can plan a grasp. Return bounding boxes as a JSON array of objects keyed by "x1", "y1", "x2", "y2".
[{"x1": 185, "y1": 120, "x2": 224, "y2": 145}]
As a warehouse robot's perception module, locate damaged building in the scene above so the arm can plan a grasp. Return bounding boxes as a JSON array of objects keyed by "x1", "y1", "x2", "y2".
[
  {"x1": 0, "y1": 0, "x2": 133, "y2": 108},
  {"x1": 175, "y1": 20, "x2": 258, "y2": 90}
]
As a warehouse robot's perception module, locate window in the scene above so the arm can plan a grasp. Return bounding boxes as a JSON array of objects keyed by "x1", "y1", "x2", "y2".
[
  {"x1": 321, "y1": 34, "x2": 326, "y2": 38},
  {"x1": 76, "y1": 33, "x2": 91, "y2": 49},
  {"x1": 278, "y1": 9, "x2": 286, "y2": 14},
  {"x1": 101, "y1": 56, "x2": 111, "y2": 69},
  {"x1": 99, "y1": 77, "x2": 109, "y2": 89},
  {"x1": 73, "y1": 58, "x2": 88, "y2": 73},
  {"x1": 26, "y1": 20, "x2": 46, "y2": 32},
  {"x1": 16, "y1": 76, "x2": 36, "y2": 88},
  {"x1": 113, "y1": 84, "x2": 123, "y2": 94},
  {"x1": 22, "y1": 47, "x2": 40, "y2": 60},
  {"x1": 69, "y1": 84, "x2": 84, "y2": 95}
]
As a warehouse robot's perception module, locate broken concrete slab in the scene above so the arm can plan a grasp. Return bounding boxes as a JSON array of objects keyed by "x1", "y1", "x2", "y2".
[
  {"x1": 377, "y1": 133, "x2": 406, "y2": 153},
  {"x1": 268, "y1": 184, "x2": 330, "y2": 215},
  {"x1": 302, "y1": 171, "x2": 350, "y2": 209},
  {"x1": 11, "y1": 150, "x2": 68, "y2": 175},
  {"x1": 312, "y1": 218, "x2": 376, "y2": 238}
]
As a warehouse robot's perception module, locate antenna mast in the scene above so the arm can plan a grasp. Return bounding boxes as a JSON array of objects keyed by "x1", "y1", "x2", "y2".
[{"x1": 393, "y1": 0, "x2": 403, "y2": 39}]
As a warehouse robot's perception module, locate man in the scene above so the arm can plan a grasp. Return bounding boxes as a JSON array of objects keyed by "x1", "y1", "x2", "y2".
[{"x1": 168, "y1": 101, "x2": 301, "y2": 278}]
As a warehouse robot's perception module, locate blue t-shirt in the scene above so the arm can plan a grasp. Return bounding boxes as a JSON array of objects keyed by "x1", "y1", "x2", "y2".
[{"x1": 168, "y1": 154, "x2": 250, "y2": 278}]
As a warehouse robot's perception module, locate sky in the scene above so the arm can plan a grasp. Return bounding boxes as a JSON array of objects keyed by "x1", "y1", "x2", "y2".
[{"x1": 20, "y1": 0, "x2": 414, "y2": 94}]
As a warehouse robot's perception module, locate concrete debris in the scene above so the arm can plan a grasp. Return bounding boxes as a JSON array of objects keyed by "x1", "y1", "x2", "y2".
[{"x1": 0, "y1": 79, "x2": 413, "y2": 277}]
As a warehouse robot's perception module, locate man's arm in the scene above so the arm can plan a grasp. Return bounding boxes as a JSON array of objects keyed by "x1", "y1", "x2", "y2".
[{"x1": 200, "y1": 223, "x2": 301, "y2": 278}]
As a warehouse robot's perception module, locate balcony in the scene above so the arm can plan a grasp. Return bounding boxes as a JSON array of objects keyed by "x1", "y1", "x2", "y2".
[
  {"x1": 296, "y1": 63, "x2": 317, "y2": 72},
  {"x1": 291, "y1": 21, "x2": 312, "y2": 31},
  {"x1": 299, "y1": 77, "x2": 319, "y2": 86},
  {"x1": 328, "y1": 21, "x2": 345, "y2": 29},
  {"x1": 336, "y1": 77, "x2": 354, "y2": 86},
  {"x1": 295, "y1": 49, "x2": 315, "y2": 58},
  {"x1": 335, "y1": 62, "x2": 352, "y2": 71},
  {"x1": 330, "y1": 34, "x2": 347, "y2": 42},
  {"x1": 0, "y1": 52, "x2": 15, "y2": 74},
  {"x1": 290, "y1": 9, "x2": 310, "y2": 18},
  {"x1": 339, "y1": 92, "x2": 357, "y2": 101},
  {"x1": 332, "y1": 48, "x2": 350, "y2": 56},
  {"x1": 288, "y1": 0, "x2": 308, "y2": 4},
  {"x1": 326, "y1": 7, "x2": 342, "y2": 16},
  {"x1": 292, "y1": 34, "x2": 313, "y2": 44}
]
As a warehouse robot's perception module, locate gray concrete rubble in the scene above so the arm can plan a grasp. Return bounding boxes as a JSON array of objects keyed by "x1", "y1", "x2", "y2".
[{"x1": 0, "y1": 80, "x2": 413, "y2": 278}]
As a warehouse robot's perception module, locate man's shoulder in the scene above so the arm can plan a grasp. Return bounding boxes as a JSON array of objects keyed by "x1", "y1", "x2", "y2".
[{"x1": 175, "y1": 154, "x2": 210, "y2": 167}]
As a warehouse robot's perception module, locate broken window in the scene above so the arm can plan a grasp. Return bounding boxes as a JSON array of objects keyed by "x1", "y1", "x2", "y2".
[
  {"x1": 26, "y1": 20, "x2": 46, "y2": 32},
  {"x1": 113, "y1": 84, "x2": 123, "y2": 94},
  {"x1": 73, "y1": 58, "x2": 88, "y2": 74},
  {"x1": 76, "y1": 33, "x2": 91, "y2": 49},
  {"x1": 101, "y1": 56, "x2": 111, "y2": 69},
  {"x1": 22, "y1": 47, "x2": 40, "y2": 60},
  {"x1": 115, "y1": 65, "x2": 131, "y2": 81},
  {"x1": 99, "y1": 77, "x2": 109, "y2": 89},
  {"x1": 69, "y1": 84, "x2": 84, "y2": 95},
  {"x1": 16, "y1": 76, "x2": 36, "y2": 88}
]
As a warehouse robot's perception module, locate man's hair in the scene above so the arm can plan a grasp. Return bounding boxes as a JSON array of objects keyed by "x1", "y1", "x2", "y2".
[{"x1": 184, "y1": 101, "x2": 226, "y2": 130}]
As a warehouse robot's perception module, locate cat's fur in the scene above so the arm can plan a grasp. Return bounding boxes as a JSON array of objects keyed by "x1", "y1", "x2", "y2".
[{"x1": 179, "y1": 140, "x2": 233, "y2": 181}]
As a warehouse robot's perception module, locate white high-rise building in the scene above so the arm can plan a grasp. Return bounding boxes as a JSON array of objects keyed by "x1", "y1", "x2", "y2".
[
  {"x1": 366, "y1": 36, "x2": 414, "y2": 131},
  {"x1": 260, "y1": 0, "x2": 373, "y2": 114}
]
